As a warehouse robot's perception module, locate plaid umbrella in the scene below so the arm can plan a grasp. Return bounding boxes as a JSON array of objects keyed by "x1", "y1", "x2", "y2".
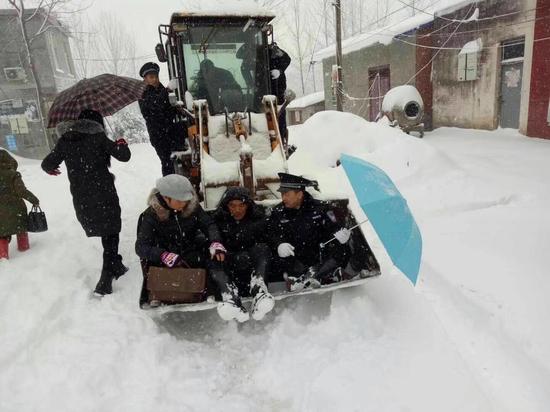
[{"x1": 47, "y1": 74, "x2": 147, "y2": 128}]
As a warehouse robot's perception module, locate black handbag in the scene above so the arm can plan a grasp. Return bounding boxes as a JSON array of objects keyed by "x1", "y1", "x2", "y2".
[{"x1": 27, "y1": 205, "x2": 48, "y2": 233}]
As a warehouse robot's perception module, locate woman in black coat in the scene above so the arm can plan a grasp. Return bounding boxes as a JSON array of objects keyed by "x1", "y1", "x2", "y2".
[{"x1": 41, "y1": 110, "x2": 131, "y2": 296}]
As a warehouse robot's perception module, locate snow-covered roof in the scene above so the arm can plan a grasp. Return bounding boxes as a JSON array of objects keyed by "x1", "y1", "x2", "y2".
[
  {"x1": 313, "y1": 0, "x2": 479, "y2": 61},
  {"x1": 288, "y1": 91, "x2": 325, "y2": 109},
  {"x1": 174, "y1": 0, "x2": 274, "y2": 18}
]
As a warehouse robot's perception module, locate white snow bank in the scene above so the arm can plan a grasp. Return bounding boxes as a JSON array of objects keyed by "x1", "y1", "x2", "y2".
[
  {"x1": 288, "y1": 110, "x2": 437, "y2": 183},
  {"x1": 381, "y1": 85, "x2": 424, "y2": 113}
]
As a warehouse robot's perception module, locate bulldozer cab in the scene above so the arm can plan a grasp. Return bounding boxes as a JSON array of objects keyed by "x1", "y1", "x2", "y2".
[
  {"x1": 158, "y1": 13, "x2": 273, "y2": 115},
  {"x1": 156, "y1": 12, "x2": 288, "y2": 209}
]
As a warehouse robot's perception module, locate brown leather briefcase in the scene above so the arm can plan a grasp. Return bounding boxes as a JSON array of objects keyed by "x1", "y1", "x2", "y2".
[{"x1": 146, "y1": 266, "x2": 207, "y2": 304}]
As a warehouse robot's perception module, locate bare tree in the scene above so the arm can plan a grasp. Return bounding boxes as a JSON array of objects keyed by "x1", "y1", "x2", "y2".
[
  {"x1": 6, "y1": 0, "x2": 79, "y2": 147},
  {"x1": 70, "y1": 13, "x2": 96, "y2": 78},
  {"x1": 281, "y1": 0, "x2": 318, "y2": 94},
  {"x1": 95, "y1": 12, "x2": 137, "y2": 77}
]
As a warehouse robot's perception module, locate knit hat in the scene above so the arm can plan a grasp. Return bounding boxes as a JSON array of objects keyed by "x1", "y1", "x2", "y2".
[{"x1": 156, "y1": 174, "x2": 194, "y2": 201}]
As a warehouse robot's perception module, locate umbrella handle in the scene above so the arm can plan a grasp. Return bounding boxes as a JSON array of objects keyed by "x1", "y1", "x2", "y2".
[
  {"x1": 104, "y1": 117, "x2": 115, "y2": 139},
  {"x1": 321, "y1": 218, "x2": 369, "y2": 247}
]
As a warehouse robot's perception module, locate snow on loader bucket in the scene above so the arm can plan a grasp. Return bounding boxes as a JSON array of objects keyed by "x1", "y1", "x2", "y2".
[{"x1": 139, "y1": 10, "x2": 381, "y2": 311}]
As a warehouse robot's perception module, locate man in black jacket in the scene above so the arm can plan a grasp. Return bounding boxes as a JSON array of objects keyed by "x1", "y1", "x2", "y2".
[
  {"x1": 138, "y1": 62, "x2": 186, "y2": 176},
  {"x1": 135, "y1": 174, "x2": 249, "y2": 322},
  {"x1": 42, "y1": 110, "x2": 131, "y2": 296},
  {"x1": 213, "y1": 187, "x2": 275, "y2": 321},
  {"x1": 268, "y1": 173, "x2": 352, "y2": 291},
  {"x1": 269, "y1": 43, "x2": 291, "y2": 146}
]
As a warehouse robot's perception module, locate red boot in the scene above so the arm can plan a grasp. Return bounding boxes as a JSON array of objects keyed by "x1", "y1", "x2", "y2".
[
  {"x1": 0, "y1": 238, "x2": 9, "y2": 260},
  {"x1": 17, "y1": 232, "x2": 30, "y2": 252}
]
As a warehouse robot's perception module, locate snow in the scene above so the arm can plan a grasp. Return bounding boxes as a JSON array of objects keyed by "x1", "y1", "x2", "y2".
[
  {"x1": 459, "y1": 38, "x2": 483, "y2": 55},
  {"x1": 177, "y1": 0, "x2": 274, "y2": 17},
  {"x1": 287, "y1": 91, "x2": 325, "y2": 110},
  {"x1": 381, "y1": 85, "x2": 423, "y2": 113},
  {"x1": 2, "y1": 110, "x2": 550, "y2": 411}
]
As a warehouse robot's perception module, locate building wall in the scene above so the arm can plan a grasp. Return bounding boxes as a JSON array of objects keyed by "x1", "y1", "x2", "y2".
[
  {"x1": 527, "y1": 0, "x2": 550, "y2": 138},
  {"x1": 431, "y1": 0, "x2": 536, "y2": 132},
  {"x1": 415, "y1": 26, "x2": 434, "y2": 130},
  {"x1": 322, "y1": 39, "x2": 417, "y2": 119},
  {"x1": 0, "y1": 11, "x2": 76, "y2": 158}
]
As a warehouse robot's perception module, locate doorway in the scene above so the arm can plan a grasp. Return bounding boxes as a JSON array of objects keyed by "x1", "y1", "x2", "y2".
[
  {"x1": 368, "y1": 66, "x2": 390, "y2": 121},
  {"x1": 499, "y1": 38, "x2": 524, "y2": 129}
]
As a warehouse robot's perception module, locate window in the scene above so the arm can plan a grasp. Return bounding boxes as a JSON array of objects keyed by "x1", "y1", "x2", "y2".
[
  {"x1": 502, "y1": 38, "x2": 524, "y2": 62},
  {"x1": 180, "y1": 21, "x2": 270, "y2": 114},
  {"x1": 49, "y1": 31, "x2": 73, "y2": 75},
  {"x1": 458, "y1": 38, "x2": 481, "y2": 81}
]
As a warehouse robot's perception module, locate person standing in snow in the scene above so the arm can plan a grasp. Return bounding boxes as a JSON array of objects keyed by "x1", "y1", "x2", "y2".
[
  {"x1": 135, "y1": 175, "x2": 249, "y2": 322},
  {"x1": 138, "y1": 62, "x2": 187, "y2": 176},
  {"x1": 268, "y1": 173, "x2": 352, "y2": 291},
  {"x1": 41, "y1": 110, "x2": 131, "y2": 296},
  {"x1": 213, "y1": 187, "x2": 275, "y2": 320},
  {"x1": 268, "y1": 43, "x2": 291, "y2": 146},
  {"x1": 0, "y1": 149, "x2": 40, "y2": 260}
]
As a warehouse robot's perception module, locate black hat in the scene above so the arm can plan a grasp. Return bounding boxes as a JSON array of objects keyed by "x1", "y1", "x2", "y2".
[
  {"x1": 139, "y1": 62, "x2": 160, "y2": 78},
  {"x1": 277, "y1": 172, "x2": 320, "y2": 193}
]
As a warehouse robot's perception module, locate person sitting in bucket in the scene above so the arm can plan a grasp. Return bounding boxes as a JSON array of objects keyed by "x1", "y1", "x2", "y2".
[
  {"x1": 213, "y1": 187, "x2": 275, "y2": 321},
  {"x1": 268, "y1": 173, "x2": 352, "y2": 291},
  {"x1": 135, "y1": 174, "x2": 249, "y2": 322}
]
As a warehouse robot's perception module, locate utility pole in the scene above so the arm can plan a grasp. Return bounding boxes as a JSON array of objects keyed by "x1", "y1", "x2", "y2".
[{"x1": 334, "y1": 0, "x2": 344, "y2": 111}]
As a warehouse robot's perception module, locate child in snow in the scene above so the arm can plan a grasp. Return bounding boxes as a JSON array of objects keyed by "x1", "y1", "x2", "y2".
[{"x1": 0, "y1": 149, "x2": 40, "y2": 260}]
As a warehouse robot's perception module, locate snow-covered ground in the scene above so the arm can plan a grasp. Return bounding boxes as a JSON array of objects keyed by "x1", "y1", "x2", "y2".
[{"x1": 1, "y1": 111, "x2": 549, "y2": 411}]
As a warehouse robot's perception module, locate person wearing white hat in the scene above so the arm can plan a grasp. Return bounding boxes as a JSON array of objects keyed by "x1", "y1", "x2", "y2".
[{"x1": 135, "y1": 174, "x2": 249, "y2": 322}]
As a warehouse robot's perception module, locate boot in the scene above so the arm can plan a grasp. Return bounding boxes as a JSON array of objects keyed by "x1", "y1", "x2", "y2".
[
  {"x1": 111, "y1": 255, "x2": 129, "y2": 280},
  {"x1": 16, "y1": 232, "x2": 29, "y2": 252},
  {"x1": 216, "y1": 284, "x2": 249, "y2": 322},
  {"x1": 286, "y1": 266, "x2": 321, "y2": 292},
  {"x1": 250, "y1": 274, "x2": 274, "y2": 321},
  {"x1": 94, "y1": 269, "x2": 114, "y2": 296},
  {"x1": 0, "y1": 238, "x2": 9, "y2": 260}
]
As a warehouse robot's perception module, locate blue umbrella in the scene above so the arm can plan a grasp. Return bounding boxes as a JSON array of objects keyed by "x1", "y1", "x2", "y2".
[{"x1": 340, "y1": 154, "x2": 422, "y2": 285}]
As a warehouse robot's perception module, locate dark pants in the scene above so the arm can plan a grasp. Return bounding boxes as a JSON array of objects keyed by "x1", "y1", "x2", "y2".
[
  {"x1": 152, "y1": 144, "x2": 175, "y2": 177},
  {"x1": 177, "y1": 249, "x2": 231, "y2": 298},
  {"x1": 224, "y1": 244, "x2": 271, "y2": 297},
  {"x1": 272, "y1": 242, "x2": 351, "y2": 283},
  {"x1": 101, "y1": 234, "x2": 119, "y2": 268}
]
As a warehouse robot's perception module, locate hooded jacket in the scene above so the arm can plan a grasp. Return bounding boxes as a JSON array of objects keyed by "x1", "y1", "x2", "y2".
[
  {"x1": 212, "y1": 187, "x2": 267, "y2": 253},
  {"x1": 41, "y1": 119, "x2": 130, "y2": 237},
  {"x1": 0, "y1": 150, "x2": 39, "y2": 237},
  {"x1": 135, "y1": 189, "x2": 221, "y2": 264}
]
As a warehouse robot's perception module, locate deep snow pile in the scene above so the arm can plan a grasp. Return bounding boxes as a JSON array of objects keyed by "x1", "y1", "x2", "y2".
[{"x1": 1, "y1": 111, "x2": 549, "y2": 411}]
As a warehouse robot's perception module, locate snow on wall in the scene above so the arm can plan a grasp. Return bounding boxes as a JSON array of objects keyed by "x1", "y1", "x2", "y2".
[{"x1": 459, "y1": 38, "x2": 482, "y2": 55}]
